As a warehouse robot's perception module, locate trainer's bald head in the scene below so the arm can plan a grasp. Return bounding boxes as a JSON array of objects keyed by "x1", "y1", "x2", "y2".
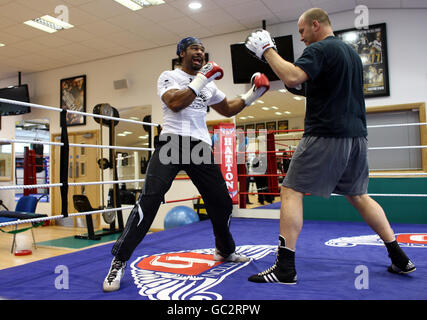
[
  {"x1": 297, "y1": 8, "x2": 334, "y2": 45},
  {"x1": 299, "y1": 8, "x2": 331, "y2": 26}
]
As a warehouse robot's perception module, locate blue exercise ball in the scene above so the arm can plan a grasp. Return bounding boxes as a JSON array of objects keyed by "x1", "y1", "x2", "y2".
[{"x1": 164, "y1": 206, "x2": 200, "y2": 229}]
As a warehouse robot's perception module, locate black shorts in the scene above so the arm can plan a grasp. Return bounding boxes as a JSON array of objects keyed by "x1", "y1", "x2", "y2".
[{"x1": 282, "y1": 136, "x2": 369, "y2": 198}]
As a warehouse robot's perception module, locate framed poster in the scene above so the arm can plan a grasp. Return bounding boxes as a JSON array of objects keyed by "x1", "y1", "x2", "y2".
[
  {"x1": 60, "y1": 75, "x2": 86, "y2": 126},
  {"x1": 266, "y1": 121, "x2": 276, "y2": 131},
  {"x1": 335, "y1": 23, "x2": 389, "y2": 98},
  {"x1": 278, "y1": 120, "x2": 288, "y2": 131}
]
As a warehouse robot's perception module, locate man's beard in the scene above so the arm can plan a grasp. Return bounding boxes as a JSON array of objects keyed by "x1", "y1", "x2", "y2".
[{"x1": 191, "y1": 62, "x2": 202, "y2": 71}]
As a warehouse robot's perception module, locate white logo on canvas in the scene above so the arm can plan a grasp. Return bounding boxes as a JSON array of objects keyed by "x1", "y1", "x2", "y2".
[
  {"x1": 130, "y1": 245, "x2": 275, "y2": 300},
  {"x1": 325, "y1": 233, "x2": 427, "y2": 248}
]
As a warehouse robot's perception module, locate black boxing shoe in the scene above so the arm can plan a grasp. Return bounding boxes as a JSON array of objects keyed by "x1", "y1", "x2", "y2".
[
  {"x1": 385, "y1": 240, "x2": 416, "y2": 274},
  {"x1": 248, "y1": 262, "x2": 297, "y2": 284},
  {"x1": 248, "y1": 235, "x2": 297, "y2": 284}
]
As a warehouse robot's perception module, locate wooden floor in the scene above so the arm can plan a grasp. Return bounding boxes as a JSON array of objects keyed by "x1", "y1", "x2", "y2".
[{"x1": 0, "y1": 224, "x2": 113, "y2": 270}]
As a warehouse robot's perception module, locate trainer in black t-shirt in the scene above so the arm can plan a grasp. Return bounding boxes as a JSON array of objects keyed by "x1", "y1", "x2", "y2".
[{"x1": 294, "y1": 36, "x2": 367, "y2": 138}]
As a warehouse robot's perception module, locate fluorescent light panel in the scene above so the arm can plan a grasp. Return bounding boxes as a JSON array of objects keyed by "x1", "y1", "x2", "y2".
[
  {"x1": 0, "y1": 43, "x2": 5, "y2": 47},
  {"x1": 24, "y1": 20, "x2": 57, "y2": 33},
  {"x1": 24, "y1": 15, "x2": 73, "y2": 33},
  {"x1": 113, "y1": 0, "x2": 165, "y2": 11},
  {"x1": 41, "y1": 15, "x2": 73, "y2": 29}
]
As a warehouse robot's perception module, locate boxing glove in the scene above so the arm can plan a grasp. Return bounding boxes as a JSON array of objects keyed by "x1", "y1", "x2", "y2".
[
  {"x1": 188, "y1": 61, "x2": 224, "y2": 96},
  {"x1": 245, "y1": 29, "x2": 277, "y2": 62},
  {"x1": 241, "y1": 72, "x2": 270, "y2": 106}
]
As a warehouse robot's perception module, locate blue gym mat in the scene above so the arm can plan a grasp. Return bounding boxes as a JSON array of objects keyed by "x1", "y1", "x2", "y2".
[{"x1": 0, "y1": 218, "x2": 425, "y2": 300}]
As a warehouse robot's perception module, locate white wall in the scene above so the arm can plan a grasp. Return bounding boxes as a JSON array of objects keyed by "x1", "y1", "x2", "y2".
[{"x1": 1, "y1": 8, "x2": 426, "y2": 229}]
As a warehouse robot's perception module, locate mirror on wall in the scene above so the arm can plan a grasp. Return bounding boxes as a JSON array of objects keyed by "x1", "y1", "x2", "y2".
[
  {"x1": 114, "y1": 105, "x2": 152, "y2": 192},
  {"x1": 14, "y1": 119, "x2": 50, "y2": 202}
]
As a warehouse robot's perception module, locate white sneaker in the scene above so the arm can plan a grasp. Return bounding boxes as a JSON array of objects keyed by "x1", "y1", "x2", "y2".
[
  {"x1": 103, "y1": 258, "x2": 126, "y2": 292},
  {"x1": 213, "y1": 249, "x2": 251, "y2": 263}
]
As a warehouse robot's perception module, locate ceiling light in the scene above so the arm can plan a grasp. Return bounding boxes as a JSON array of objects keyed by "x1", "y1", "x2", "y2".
[
  {"x1": 188, "y1": 2, "x2": 202, "y2": 10},
  {"x1": 293, "y1": 96, "x2": 304, "y2": 101},
  {"x1": 24, "y1": 15, "x2": 73, "y2": 33},
  {"x1": 279, "y1": 89, "x2": 287, "y2": 93},
  {"x1": 239, "y1": 116, "x2": 247, "y2": 120},
  {"x1": 275, "y1": 112, "x2": 282, "y2": 115},
  {"x1": 271, "y1": 106, "x2": 279, "y2": 110},
  {"x1": 123, "y1": 131, "x2": 133, "y2": 135},
  {"x1": 118, "y1": 133, "x2": 127, "y2": 137},
  {"x1": 113, "y1": 0, "x2": 165, "y2": 11},
  {"x1": 262, "y1": 107, "x2": 270, "y2": 110},
  {"x1": 138, "y1": 135, "x2": 148, "y2": 139},
  {"x1": 247, "y1": 115, "x2": 254, "y2": 119},
  {"x1": 41, "y1": 15, "x2": 73, "y2": 29},
  {"x1": 284, "y1": 111, "x2": 291, "y2": 115},
  {"x1": 257, "y1": 100, "x2": 264, "y2": 104},
  {"x1": 0, "y1": 43, "x2": 5, "y2": 47}
]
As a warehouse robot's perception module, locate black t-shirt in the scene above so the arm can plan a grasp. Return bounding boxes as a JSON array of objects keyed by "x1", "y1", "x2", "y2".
[{"x1": 294, "y1": 36, "x2": 367, "y2": 137}]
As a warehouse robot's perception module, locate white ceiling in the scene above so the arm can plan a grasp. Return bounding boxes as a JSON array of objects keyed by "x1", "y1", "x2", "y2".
[
  {"x1": 1, "y1": 0, "x2": 426, "y2": 82},
  {"x1": 1, "y1": 0, "x2": 426, "y2": 125}
]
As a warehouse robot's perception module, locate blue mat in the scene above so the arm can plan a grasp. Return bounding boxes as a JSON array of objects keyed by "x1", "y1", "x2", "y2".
[{"x1": 0, "y1": 218, "x2": 426, "y2": 300}]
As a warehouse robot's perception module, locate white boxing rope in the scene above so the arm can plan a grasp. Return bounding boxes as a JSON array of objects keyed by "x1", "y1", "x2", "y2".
[
  {"x1": 368, "y1": 145, "x2": 427, "y2": 151},
  {"x1": 332, "y1": 193, "x2": 427, "y2": 198},
  {"x1": 369, "y1": 172, "x2": 427, "y2": 176},
  {"x1": 0, "y1": 205, "x2": 134, "y2": 228},
  {"x1": 0, "y1": 98, "x2": 158, "y2": 128},
  {"x1": 367, "y1": 122, "x2": 427, "y2": 129},
  {"x1": 0, "y1": 138, "x2": 154, "y2": 152},
  {"x1": 0, "y1": 178, "x2": 145, "y2": 190},
  {"x1": 0, "y1": 138, "x2": 63, "y2": 147},
  {"x1": 69, "y1": 142, "x2": 154, "y2": 152}
]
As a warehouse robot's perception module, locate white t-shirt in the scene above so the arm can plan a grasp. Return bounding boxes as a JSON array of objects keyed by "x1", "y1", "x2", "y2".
[{"x1": 157, "y1": 68, "x2": 226, "y2": 145}]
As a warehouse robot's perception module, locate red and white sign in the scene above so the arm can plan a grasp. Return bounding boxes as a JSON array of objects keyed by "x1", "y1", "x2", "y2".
[
  {"x1": 136, "y1": 252, "x2": 223, "y2": 276},
  {"x1": 216, "y1": 123, "x2": 238, "y2": 204}
]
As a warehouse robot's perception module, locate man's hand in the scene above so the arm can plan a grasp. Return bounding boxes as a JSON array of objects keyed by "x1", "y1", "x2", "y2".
[
  {"x1": 245, "y1": 29, "x2": 277, "y2": 62},
  {"x1": 188, "y1": 61, "x2": 224, "y2": 96},
  {"x1": 241, "y1": 72, "x2": 270, "y2": 106}
]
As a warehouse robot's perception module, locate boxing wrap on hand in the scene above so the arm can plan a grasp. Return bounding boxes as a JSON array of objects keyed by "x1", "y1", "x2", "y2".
[
  {"x1": 241, "y1": 72, "x2": 270, "y2": 106},
  {"x1": 188, "y1": 61, "x2": 224, "y2": 96},
  {"x1": 245, "y1": 29, "x2": 277, "y2": 62}
]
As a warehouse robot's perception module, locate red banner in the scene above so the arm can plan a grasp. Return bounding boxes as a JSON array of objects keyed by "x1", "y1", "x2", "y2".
[{"x1": 216, "y1": 123, "x2": 238, "y2": 204}]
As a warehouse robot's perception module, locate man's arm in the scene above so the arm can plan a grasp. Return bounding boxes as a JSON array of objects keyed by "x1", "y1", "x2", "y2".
[
  {"x1": 263, "y1": 48, "x2": 309, "y2": 88},
  {"x1": 245, "y1": 29, "x2": 309, "y2": 88},
  {"x1": 210, "y1": 97, "x2": 246, "y2": 117},
  {"x1": 211, "y1": 72, "x2": 270, "y2": 117},
  {"x1": 162, "y1": 61, "x2": 225, "y2": 113},
  {"x1": 161, "y1": 88, "x2": 196, "y2": 113}
]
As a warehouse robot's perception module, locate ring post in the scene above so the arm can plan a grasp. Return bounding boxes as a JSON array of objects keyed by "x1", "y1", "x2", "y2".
[{"x1": 59, "y1": 108, "x2": 69, "y2": 218}]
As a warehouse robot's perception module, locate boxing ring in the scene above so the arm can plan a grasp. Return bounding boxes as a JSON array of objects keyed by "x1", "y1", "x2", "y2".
[{"x1": 0, "y1": 97, "x2": 426, "y2": 301}]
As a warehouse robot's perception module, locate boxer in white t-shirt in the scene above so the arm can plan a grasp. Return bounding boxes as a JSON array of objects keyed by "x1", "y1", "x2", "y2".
[{"x1": 103, "y1": 36, "x2": 270, "y2": 292}]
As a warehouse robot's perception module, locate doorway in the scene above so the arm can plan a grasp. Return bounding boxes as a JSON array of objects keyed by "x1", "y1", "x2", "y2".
[{"x1": 51, "y1": 130, "x2": 100, "y2": 227}]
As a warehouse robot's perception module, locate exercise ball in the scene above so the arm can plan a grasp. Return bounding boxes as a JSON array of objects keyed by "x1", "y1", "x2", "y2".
[{"x1": 164, "y1": 206, "x2": 200, "y2": 230}]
